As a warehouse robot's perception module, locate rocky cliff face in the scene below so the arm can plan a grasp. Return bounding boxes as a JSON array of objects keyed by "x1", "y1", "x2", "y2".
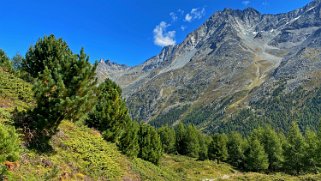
[{"x1": 97, "y1": 0, "x2": 321, "y2": 131}]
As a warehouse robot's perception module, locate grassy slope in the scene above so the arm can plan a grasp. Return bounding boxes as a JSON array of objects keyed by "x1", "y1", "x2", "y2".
[
  {"x1": 8, "y1": 121, "x2": 139, "y2": 180},
  {"x1": 0, "y1": 68, "x2": 33, "y2": 123},
  {"x1": 2, "y1": 69, "x2": 321, "y2": 180},
  {"x1": 8, "y1": 120, "x2": 321, "y2": 181}
]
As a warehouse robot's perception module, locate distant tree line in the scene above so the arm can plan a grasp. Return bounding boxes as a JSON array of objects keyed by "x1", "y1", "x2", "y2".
[{"x1": 157, "y1": 121, "x2": 321, "y2": 175}]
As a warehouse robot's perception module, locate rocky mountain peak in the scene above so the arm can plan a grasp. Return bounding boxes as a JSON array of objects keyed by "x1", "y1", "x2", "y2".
[
  {"x1": 309, "y1": 0, "x2": 321, "y2": 7},
  {"x1": 96, "y1": 0, "x2": 321, "y2": 131}
]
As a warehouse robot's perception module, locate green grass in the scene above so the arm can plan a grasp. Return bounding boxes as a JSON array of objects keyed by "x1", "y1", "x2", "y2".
[
  {"x1": 131, "y1": 158, "x2": 180, "y2": 180},
  {"x1": 160, "y1": 154, "x2": 234, "y2": 181}
]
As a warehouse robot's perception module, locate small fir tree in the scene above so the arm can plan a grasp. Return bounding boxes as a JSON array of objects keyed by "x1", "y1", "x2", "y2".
[
  {"x1": 118, "y1": 121, "x2": 140, "y2": 158},
  {"x1": 138, "y1": 124, "x2": 163, "y2": 165}
]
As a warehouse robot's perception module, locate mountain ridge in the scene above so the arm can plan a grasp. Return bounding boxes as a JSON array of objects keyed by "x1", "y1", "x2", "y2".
[{"x1": 96, "y1": 0, "x2": 321, "y2": 132}]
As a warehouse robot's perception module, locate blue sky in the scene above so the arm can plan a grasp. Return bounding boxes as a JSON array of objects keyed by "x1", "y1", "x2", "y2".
[{"x1": 0, "y1": 0, "x2": 311, "y2": 66}]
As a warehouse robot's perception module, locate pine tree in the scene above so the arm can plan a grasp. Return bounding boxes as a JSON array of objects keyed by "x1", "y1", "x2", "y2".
[
  {"x1": 284, "y1": 122, "x2": 306, "y2": 174},
  {"x1": 316, "y1": 120, "x2": 321, "y2": 169},
  {"x1": 198, "y1": 133, "x2": 209, "y2": 161},
  {"x1": 175, "y1": 122, "x2": 186, "y2": 155},
  {"x1": 245, "y1": 137, "x2": 269, "y2": 171},
  {"x1": 158, "y1": 125, "x2": 176, "y2": 154},
  {"x1": 304, "y1": 128, "x2": 318, "y2": 173},
  {"x1": 16, "y1": 35, "x2": 97, "y2": 150},
  {"x1": 12, "y1": 53, "x2": 23, "y2": 71},
  {"x1": 138, "y1": 124, "x2": 163, "y2": 165},
  {"x1": 118, "y1": 121, "x2": 140, "y2": 158},
  {"x1": 208, "y1": 134, "x2": 228, "y2": 164},
  {"x1": 32, "y1": 47, "x2": 97, "y2": 121},
  {"x1": 184, "y1": 125, "x2": 200, "y2": 158},
  {"x1": 86, "y1": 78, "x2": 130, "y2": 143},
  {"x1": 23, "y1": 35, "x2": 73, "y2": 78},
  {"x1": 0, "y1": 49, "x2": 13, "y2": 72},
  {"x1": 259, "y1": 126, "x2": 284, "y2": 171},
  {"x1": 227, "y1": 132, "x2": 246, "y2": 168}
]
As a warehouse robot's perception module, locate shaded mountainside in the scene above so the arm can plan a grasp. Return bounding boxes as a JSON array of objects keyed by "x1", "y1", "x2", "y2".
[{"x1": 97, "y1": 0, "x2": 321, "y2": 133}]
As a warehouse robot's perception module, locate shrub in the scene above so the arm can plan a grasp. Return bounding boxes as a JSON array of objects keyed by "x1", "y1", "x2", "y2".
[{"x1": 0, "y1": 124, "x2": 21, "y2": 175}]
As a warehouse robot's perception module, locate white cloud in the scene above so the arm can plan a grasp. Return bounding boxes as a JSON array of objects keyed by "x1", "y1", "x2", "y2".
[
  {"x1": 185, "y1": 14, "x2": 192, "y2": 22},
  {"x1": 184, "y1": 8, "x2": 205, "y2": 22},
  {"x1": 153, "y1": 21, "x2": 176, "y2": 47},
  {"x1": 181, "y1": 25, "x2": 186, "y2": 31},
  {"x1": 170, "y1": 12, "x2": 178, "y2": 22},
  {"x1": 242, "y1": 0, "x2": 251, "y2": 6}
]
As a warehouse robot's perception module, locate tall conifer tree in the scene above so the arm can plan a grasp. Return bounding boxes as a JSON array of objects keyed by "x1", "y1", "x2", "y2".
[
  {"x1": 158, "y1": 125, "x2": 176, "y2": 154},
  {"x1": 208, "y1": 134, "x2": 228, "y2": 164},
  {"x1": 227, "y1": 132, "x2": 246, "y2": 168},
  {"x1": 284, "y1": 122, "x2": 306, "y2": 174},
  {"x1": 245, "y1": 136, "x2": 269, "y2": 171}
]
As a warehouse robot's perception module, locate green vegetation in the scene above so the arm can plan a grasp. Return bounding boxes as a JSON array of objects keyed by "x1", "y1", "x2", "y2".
[
  {"x1": 0, "y1": 68, "x2": 33, "y2": 121},
  {"x1": 119, "y1": 121, "x2": 140, "y2": 158},
  {"x1": 285, "y1": 122, "x2": 306, "y2": 174},
  {"x1": 226, "y1": 132, "x2": 246, "y2": 169},
  {"x1": 216, "y1": 83, "x2": 321, "y2": 135},
  {"x1": 5, "y1": 119, "x2": 321, "y2": 180},
  {"x1": 15, "y1": 35, "x2": 98, "y2": 151},
  {"x1": 0, "y1": 49, "x2": 13, "y2": 72},
  {"x1": 2, "y1": 35, "x2": 321, "y2": 180},
  {"x1": 252, "y1": 126, "x2": 284, "y2": 171},
  {"x1": 86, "y1": 78, "x2": 164, "y2": 164},
  {"x1": 7, "y1": 121, "x2": 139, "y2": 180},
  {"x1": 150, "y1": 105, "x2": 189, "y2": 127},
  {"x1": 11, "y1": 53, "x2": 23, "y2": 72},
  {"x1": 0, "y1": 124, "x2": 21, "y2": 177},
  {"x1": 158, "y1": 125, "x2": 176, "y2": 154},
  {"x1": 176, "y1": 123, "x2": 205, "y2": 158},
  {"x1": 138, "y1": 124, "x2": 163, "y2": 165},
  {"x1": 86, "y1": 78, "x2": 131, "y2": 143},
  {"x1": 245, "y1": 137, "x2": 269, "y2": 171},
  {"x1": 208, "y1": 134, "x2": 228, "y2": 164}
]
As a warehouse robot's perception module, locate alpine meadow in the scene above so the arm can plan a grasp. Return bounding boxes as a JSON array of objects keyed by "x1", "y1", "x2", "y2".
[{"x1": 3, "y1": 0, "x2": 321, "y2": 180}]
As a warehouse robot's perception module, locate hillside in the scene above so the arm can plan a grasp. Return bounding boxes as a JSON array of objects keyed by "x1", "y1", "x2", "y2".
[
  {"x1": 2, "y1": 68, "x2": 321, "y2": 180},
  {"x1": 97, "y1": 0, "x2": 321, "y2": 133},
  {"x1": 7, "y1": 121, "x2": 321, "y2": 181}
]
